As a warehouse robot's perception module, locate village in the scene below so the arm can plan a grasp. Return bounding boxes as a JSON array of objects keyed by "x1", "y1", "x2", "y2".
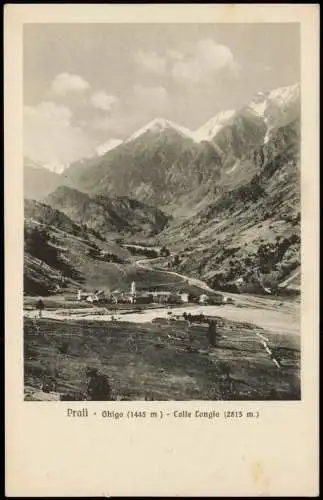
[
  {"x1": 72, "y1": 241, "x2": 229, "y2": 309},
  {"x1": 76, "y1": 280, "x2": 227, "y2": 307}
]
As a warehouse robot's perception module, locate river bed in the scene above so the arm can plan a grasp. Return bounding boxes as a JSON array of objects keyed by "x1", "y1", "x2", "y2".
[{"x1": 24, "y1": 300, "x2": 299, "y2": 336}]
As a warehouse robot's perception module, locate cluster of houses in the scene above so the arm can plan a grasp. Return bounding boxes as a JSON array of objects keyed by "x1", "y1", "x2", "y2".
[{"x1": 76, "y1": 281, "x2": 224, "y2": 306}]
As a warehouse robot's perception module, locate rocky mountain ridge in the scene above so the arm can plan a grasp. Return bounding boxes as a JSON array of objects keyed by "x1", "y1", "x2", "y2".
[
  {"x1": 24, "y1": 82, "x2": 301, "y2": 295},
  {"x1": 61, "y1": 83, "x2": 300, "y2": 212},
  {"x1": 44, "y1": 185, "x2": 170, "y2": 237}
]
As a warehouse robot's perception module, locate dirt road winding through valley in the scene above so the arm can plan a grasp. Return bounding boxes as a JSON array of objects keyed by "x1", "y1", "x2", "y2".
[
  {"x1": 135, "y1": 257, "x2": 215, "y2": 292},
  {"x1": 134, "y1": 257, "x2": 300, "y2": 336},
  {"x1": 23, "y1": 255, "x2": 300, "y2": 337}
]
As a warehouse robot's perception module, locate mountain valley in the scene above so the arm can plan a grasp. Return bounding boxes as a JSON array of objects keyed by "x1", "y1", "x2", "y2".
[{"x1": 24, "y1": 83, "x2": 301, "y2": 296}]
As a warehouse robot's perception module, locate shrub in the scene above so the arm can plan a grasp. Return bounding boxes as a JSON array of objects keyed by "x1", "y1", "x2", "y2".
[
  {"x1": 160, "y1": 246, "x2": 170, "y2": 257},
  {"x1": 25, "y1": 226, "x2": 58, "y2": 266},
  {"x1": 58, "y1": 341, "x2": 69, "y2": 355},
  {"x1": 86, "y1": 368, "x2": 113, "y2": 401}
]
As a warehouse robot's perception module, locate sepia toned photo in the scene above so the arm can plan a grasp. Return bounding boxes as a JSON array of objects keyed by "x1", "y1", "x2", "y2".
[
  {"x1": 5, "y1": 4, "x2": 319, "y2": 498},
  {"x1": 23, "y1": 22, "x2": 302, "y2": 402}
]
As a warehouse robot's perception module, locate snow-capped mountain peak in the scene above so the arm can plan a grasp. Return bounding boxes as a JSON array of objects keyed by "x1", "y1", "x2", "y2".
[
  {"x1": 125, "y1": 117, "x2": 196, "y2": 143},
  {"x1": 267, "y1": 83, "x2": 300, "y2": 108},
  {"x1": 247, "y1": 83, "x2": 300, "y2": 121},
  {"x1": 193, "y1": 109, "x2": 236, "y2": 143},
  {"x1": 264, "y1": 83, "x2": 300, "y2": 142}
]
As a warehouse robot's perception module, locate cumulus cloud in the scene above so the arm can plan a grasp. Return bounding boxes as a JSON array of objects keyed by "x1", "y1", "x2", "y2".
[
  {"x1": 133, "y1": 83, "x2": 167, "y2": 101},
  {"x1": 166, "y1": 49, "x2": 184, "y2": 61},
  {"x1": 91, "y1": 85, "x2": 169, "y2": 135},
  {"x1": 24, "y1": 101, "x2": 95, "y2": 164},
  {"x1": 24, "y1": 101, "x2": 72, "y2": 126},
  {"x1": 90, "y1": 91, "x2": 118, "y2": 111},
  {"x1": 133, "y1": 84, "x2": 169, "y2": 114},
  {"x1": 134, "y1": 49, "x2": 166, "y2": 74},
  {"x1": 50, "y1": 73, "x2": 90, "y2": 95},
  {"x1": 91, "y1": 116, "x2": 125, "y2": 134},
  {"x1": 134, "y1": 39, "x2": 239, "y2": 83},
  {"x1": 171, "y1": 39, "x2": 238, "y2": 83}
]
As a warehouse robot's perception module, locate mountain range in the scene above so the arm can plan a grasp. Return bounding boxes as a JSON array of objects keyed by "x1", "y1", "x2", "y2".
[
  {"x1": 24, "y1": 82, "x2": 301, "y2": 294},
  {"x1": 60, "y1": 83, "x2": 300, "y2": 210},
  {"x1": 44, "y1": 185, "x2": 169, "y2": 237}
]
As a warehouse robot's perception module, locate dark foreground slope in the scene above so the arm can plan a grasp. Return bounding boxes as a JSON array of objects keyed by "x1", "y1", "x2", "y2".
[{"x1": 24, "y1": 315, "x2": 300, "y2": 401}]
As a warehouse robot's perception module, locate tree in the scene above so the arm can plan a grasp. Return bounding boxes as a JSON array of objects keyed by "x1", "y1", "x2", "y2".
[
  {"x1": 173, "y1": 254, "x2": 180, "y2": 266},
  {"x1": 207, "y1": 320, "x2": 217, "y2": 347},
  {"x1": 88, "y1": 246, "x2": 100, "y2": 258},
  {"x1": 86, "y1": 368, "x2": 113, "y2": 401},
  {"x1": 160, "y1": 246, "x2": 170, "y2": 257},
  {"x1": 25, "y1": 226, "x2": 48, "y2": 257},
  {"x1": 25, "y1": 225, "x2": 59, "y2": 267}
]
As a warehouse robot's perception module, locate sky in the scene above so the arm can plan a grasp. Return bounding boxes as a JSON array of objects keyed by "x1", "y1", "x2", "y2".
[{"x1": 24, "y1": 23, "x2": 300, "y2": 167}]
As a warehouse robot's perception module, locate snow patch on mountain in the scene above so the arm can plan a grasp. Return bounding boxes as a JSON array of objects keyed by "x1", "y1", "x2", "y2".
[
  {"x1": 265, "y1": 83, "x2": 300, "y2": 137},
  {"x1": 247, "y1": 92, "x2": 269, "y2": 117},
  {"x1": 44, "y1": 162, "x2": 67, "y2": 174},
  {"x1": 193, "y1": 83, "x2": 300, "y2": 145},
  {"x1": 125, "y1": 117, "x2": 196, "y2": 143},
  {"x1": 193, "y1": 110, "x2": 236, "y2": 142},
  {"x1": 244, "y1": 83, "x2": 300, "y2": 143},
  {"x1": 24, "y1": 157, "x2": 66, "y2": 174},
  {"x1": 24, "y1": 157, "x2": 46, "y2": 170},
  {"x1": 267, "y1": 83, "x2": 300, "y2": 110}
]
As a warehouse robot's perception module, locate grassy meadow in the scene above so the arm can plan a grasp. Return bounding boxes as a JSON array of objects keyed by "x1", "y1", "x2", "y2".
[{"x1": 24, "y1": 315, "x2": 300, "y2": 401}]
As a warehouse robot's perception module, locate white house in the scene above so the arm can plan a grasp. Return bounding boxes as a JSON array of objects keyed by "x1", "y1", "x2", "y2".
[
  {"x1": 77, "y1": 289, "x2": 89, "y2": 301},
  {"x1": 152, "y1": 291, "x2": 171, "y2": 303},
  {"x1": 199, "y1": 294, "x2": 209, "y2": 304},
  {"x1": 235, "y1": 277, "x2": 245, "y2": 287},
  {"x1": 179, "y1": 293, "x2": 189, "y2": 303}
]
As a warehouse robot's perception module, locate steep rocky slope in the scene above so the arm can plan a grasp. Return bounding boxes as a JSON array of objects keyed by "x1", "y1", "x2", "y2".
[
  {"x1": 64, "y1": 125, "x2": 207, "y2": 208},
  {"x1": 25, "y1": 83, "x2": 301, "y2": 296},
  {"x1": 24, "y1": 199, "x2": 181, "y2": 297},
  {"x1": 25, "y1": 198, "x2": 88, "y2": 238},
  {"x1": 24, "y1": 199, "x2": 133, "y2": 296},
  {"x1": 62, "y1": 115, "x2": 263, "y2": 212},
  {"x1": 44, "y1": 185, "x2": 170, "y2": 237},
  {"x1": 160, "y1": 117, "x2": 300, "y2": 294}
]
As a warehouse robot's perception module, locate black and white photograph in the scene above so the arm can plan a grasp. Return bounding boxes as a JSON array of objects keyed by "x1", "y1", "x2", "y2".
[{"x1": 23, "y1": 22, "x2": 301, "y2": 402}]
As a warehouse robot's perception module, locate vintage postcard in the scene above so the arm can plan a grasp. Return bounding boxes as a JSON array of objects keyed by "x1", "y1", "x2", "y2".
[{"x1": 5, "y1": 4, "x2": 319, "y2": 497}]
